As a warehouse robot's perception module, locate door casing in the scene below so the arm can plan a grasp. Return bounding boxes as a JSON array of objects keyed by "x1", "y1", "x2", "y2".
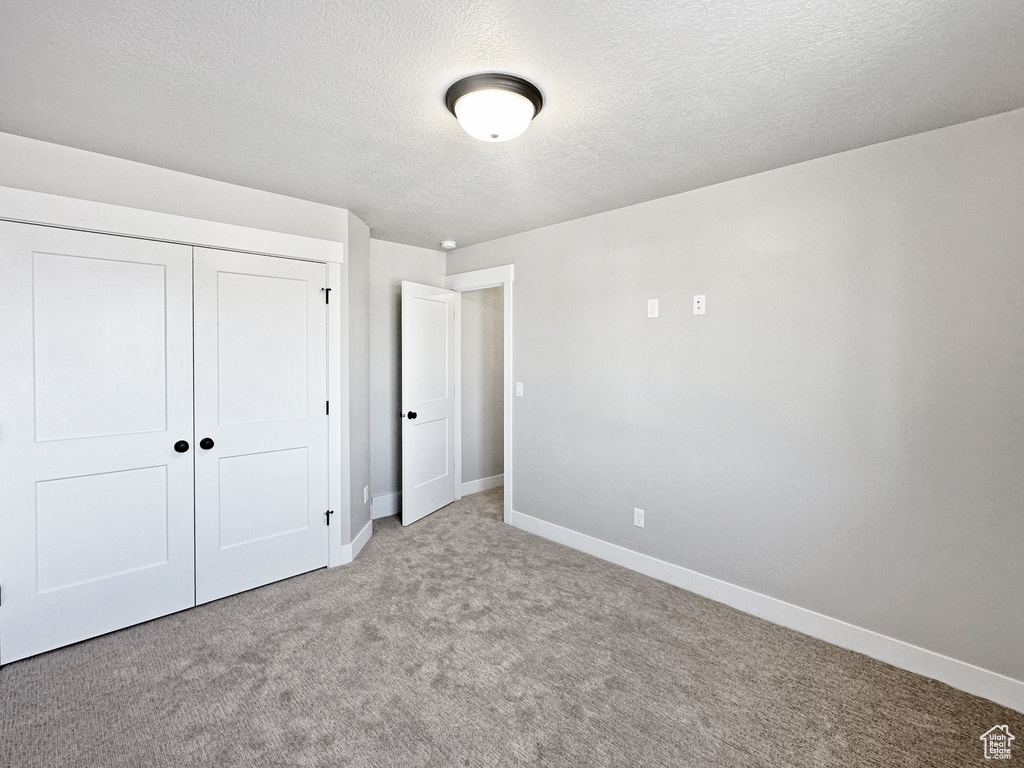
[{"x1": 444, "y1": 265, "x2": 515, "y2": 523}]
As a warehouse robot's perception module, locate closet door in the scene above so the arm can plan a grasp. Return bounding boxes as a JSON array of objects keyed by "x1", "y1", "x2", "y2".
[
  {"x1": 193, "y1": 248, "x2": 329, "y2": 604},
  {"x1": 0, "y1": 222, "x2": 195, "y2": 664}
]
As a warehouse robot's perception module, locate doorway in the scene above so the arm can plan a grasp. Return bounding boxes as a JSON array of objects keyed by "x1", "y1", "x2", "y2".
[
  {"x1": 459, "y1": 286, "x2": 504, "y2": 496},
  {"x1": 397, "y1": 265, "x2": 514, "y2": 526},
  {"x1": 445, "y1": 265, "x2": 514, "y2": 523}
]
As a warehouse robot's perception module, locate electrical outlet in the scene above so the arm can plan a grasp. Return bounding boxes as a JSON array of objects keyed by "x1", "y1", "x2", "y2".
[
  {"x1": 647, "y1": 299, "x2": 658, "y2": 318},
  {"x1": 693, "y1": 295, "x2": 705, "y2": 315},
  {"x1": 363, "y1": 485, "x2": 369, "y2": 504},
  {"x1": 633, "y1": 507, "x2": 645, "y2": 528}
]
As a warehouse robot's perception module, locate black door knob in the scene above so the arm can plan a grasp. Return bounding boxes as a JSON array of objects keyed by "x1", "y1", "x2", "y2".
[
  {"x1": 199, "y1": 437, "x2": 215, "y2": 450},
  {"x1": 407, "y1": 411, "x2": 417, "y2": 420},
  {"x1": 174, "y1": 440, "x2": 190, "y2": 453}
]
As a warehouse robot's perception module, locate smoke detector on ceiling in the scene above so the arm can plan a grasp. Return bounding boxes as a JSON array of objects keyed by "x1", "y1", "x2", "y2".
[{"x1": 439, "y1": 240, "x2": 457, "y2": 250}]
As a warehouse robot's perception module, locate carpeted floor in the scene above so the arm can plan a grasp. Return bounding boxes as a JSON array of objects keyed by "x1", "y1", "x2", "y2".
[{"x1": 1, "y1": 487, "x2": 1019, "y2": 766}]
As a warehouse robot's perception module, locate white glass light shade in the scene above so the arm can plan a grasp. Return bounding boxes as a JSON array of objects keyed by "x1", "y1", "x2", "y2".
[{"x1": 453, "y1": 88, "x2": 536, "y2": 142}]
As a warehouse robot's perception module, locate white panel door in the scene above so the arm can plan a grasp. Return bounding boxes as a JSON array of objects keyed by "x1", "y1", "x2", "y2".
[
  {"x1": 0, "y1": 222, "x2": 195, "y2": 663},
  {"x1": 401, "y1": 281, "x2": 457, "y2": 525},
  {"x1": 193, "y1": 248, "x2": 329, "y2": 604}
]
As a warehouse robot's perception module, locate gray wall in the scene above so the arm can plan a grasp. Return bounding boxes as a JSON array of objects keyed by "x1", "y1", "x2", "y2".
[
  {"x1": 368, "y1": 239, "x2": 445, "y2": 499},
  {"x1": 461, "y1": 287, "x2": 504, "y2": 484},
  {"x1": 346, "y1": 212, "x2": 372, "y2": 537},
  {"x1": 447, "y1": 108, "x2": 1024, "y2": 682}
]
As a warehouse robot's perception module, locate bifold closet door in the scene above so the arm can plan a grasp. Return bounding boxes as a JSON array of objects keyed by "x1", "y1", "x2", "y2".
[
  {"x1": 0, "y1": 222, "x2": 196, "y2": 664},
  {"x1": 192, "y1": 248, "x2": 330, "y2": 605}
]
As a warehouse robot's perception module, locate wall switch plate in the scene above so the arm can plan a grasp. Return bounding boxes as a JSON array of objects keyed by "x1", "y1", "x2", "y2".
[
  {"x1": 516, "y1": 381, "x2": 524, "y2": 397},
  {"x1": 647, "y1": 299, "x2": 659, "y2": 318},
  {"x1": 363, "y1": 486, "x2": 369, "y2": 504},
  {"x1": 693, "y1": 295, "x2": 705, "y2": 315},
  {"x1": 633, "y1": 508, "x2": 645, "y2": 528}
]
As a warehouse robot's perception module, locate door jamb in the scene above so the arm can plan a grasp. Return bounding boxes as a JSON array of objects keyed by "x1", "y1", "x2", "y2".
[{"x1": 444, "y1": 265, "x2": 514, "y2": 524}]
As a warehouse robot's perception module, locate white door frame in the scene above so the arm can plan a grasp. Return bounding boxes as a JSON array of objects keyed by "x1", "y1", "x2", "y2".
[
  {"x1": 0, "y1": 184, "x2": 352, "y2": 567},
  {"x1": 444, "y1": 265, "x2": 514, "y2": 524}
]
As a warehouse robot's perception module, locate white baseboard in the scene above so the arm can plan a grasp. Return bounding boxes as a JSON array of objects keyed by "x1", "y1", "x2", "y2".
[
  {"x1": 338, "y1": 519, "x2": 373, "y2": 564},
  {"x1": 461, "y1": 474, "x2": 504, "y2": 496},
  {"x1": 510, "y1": 509, "x2": 1024, "y2": 714},
  {"x1": 371, "y1": 491, "x2": 401, "y2": 519}
]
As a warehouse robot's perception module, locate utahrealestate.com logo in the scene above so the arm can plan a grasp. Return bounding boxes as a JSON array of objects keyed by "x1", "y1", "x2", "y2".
[{"x1": 980, "y1": 726, "x2": 1015, "y2": 760}]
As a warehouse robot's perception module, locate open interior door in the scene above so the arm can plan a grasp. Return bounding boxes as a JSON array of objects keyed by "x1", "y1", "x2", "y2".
[{"x1": 401, "y1": 281, "x2": 457, "y2": 525}]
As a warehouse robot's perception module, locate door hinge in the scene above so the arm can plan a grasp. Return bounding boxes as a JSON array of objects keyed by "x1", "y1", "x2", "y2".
[
  {"x1": 321, "y1": 287, "x2": 331, "y2": 304},
  {"x1": 326, "y1": 510, "x2": 334, "y2": 526},
  {"x1": 326, "y1": 400, "x2": 330, "y2": 415}
]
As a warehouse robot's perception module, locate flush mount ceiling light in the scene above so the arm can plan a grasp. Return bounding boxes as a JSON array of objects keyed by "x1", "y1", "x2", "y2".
[{"x1": 445, "y1": 73, "x2": 543, "y2": 142}]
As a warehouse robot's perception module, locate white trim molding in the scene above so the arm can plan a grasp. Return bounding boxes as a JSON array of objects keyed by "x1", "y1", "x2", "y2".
[
  {"x1": 0, "y1": 185, "x2": 345, "y2": 264},
  {"x1": 510, "y1": 509, "x2": 1024, "y2": 714},
  {"x1": 338, "y1": 519, "x2": 373, "y2": 565},
  {"x1": 444, "y1": 264, "x2": 513, "y2": 291},
  {"x1": 371, "y1": 491, "x2": 401, "y2": 520},
  {"x1": 326, "y1": 260, "x2": 346, "y2": 567},
  {"x1": 461, "y1": 474, "x2": 504, "y2": 496}
]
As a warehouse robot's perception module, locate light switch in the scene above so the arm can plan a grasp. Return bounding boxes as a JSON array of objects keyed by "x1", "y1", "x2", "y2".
[
  {"x1": 516, "y1": 381, "x2": 524, "y2": 397},
  {"x1": 647, "y1": 299, "x2": 659, "y2": 318}
]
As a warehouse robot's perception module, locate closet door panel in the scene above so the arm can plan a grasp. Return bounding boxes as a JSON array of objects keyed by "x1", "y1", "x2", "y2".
[
  {"x1": 215, "y1": 269, "x2": 310, "y2": 425},
  {"x1": 0, "y1": 222, "x2": 195, "y2": 664},
  {"x1": 31, "y1": 251, "x2": 169, "y2": 440},
  {"x1": 193, "y1": 248, "x2": 329, "y2": 605}
]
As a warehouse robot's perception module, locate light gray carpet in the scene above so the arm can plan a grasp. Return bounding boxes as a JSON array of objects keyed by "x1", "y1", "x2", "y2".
[{"x1": 1, "y1": 488, "x2": 1019, "y2": 767}]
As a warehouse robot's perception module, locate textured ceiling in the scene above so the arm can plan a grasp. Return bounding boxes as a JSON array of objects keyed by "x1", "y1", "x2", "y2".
[{"x1": 2, "y1": 0, "x2": 1024, "y2": 248}]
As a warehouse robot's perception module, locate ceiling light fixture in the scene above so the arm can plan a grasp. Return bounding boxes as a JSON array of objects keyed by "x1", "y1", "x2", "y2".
[
  {"x1": 445, "y1": 73, "x2": 543, "y2": 142},
  {"x1": 439, "y1": 240, "x2": 457, "y2": 250}
]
